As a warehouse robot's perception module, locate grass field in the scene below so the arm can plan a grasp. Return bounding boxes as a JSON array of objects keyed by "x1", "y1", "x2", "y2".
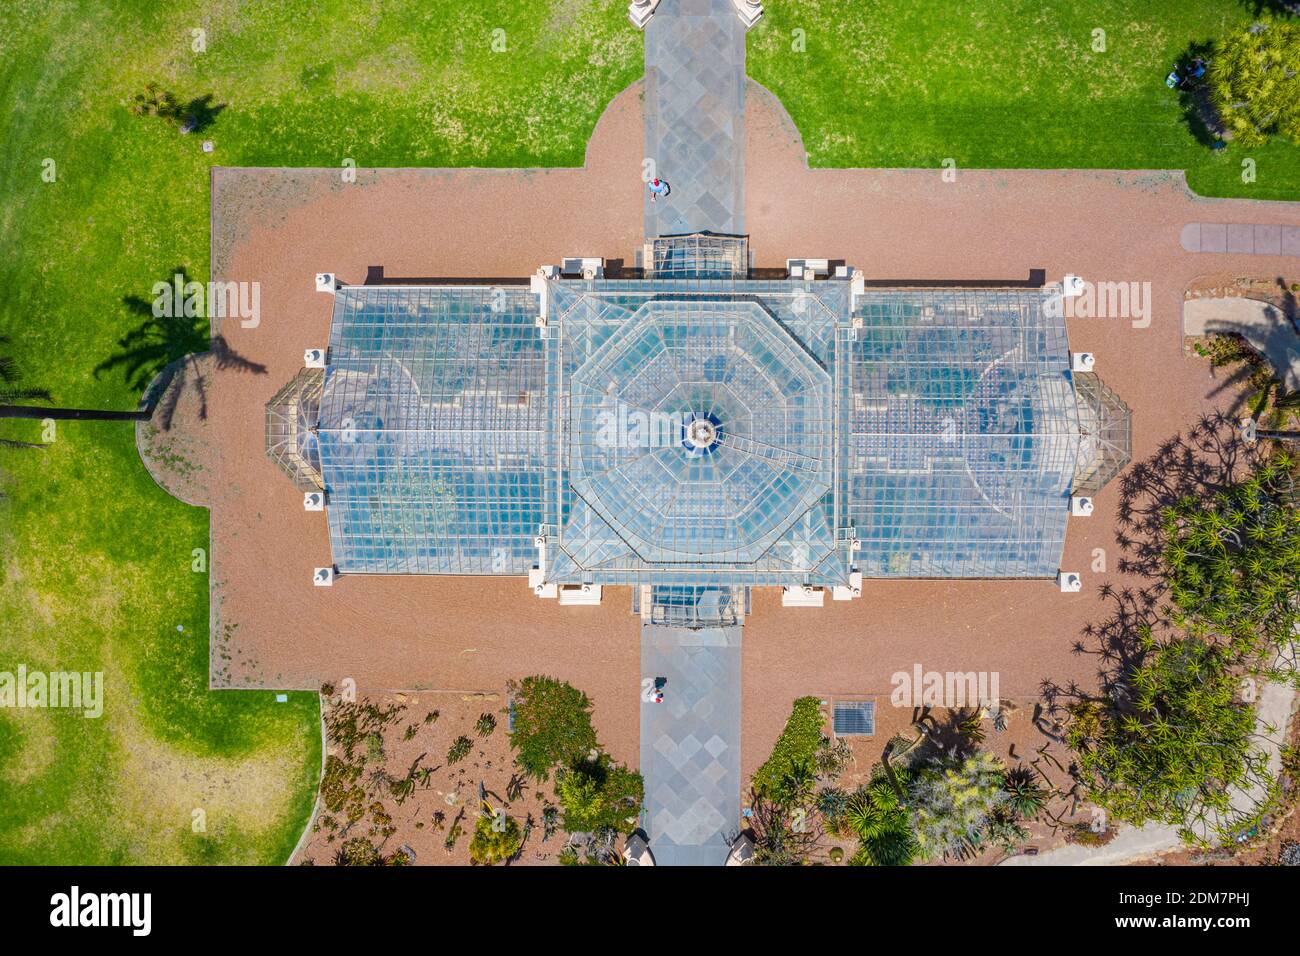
[
  {"x1": 749, "y1": 0, "x2": 1300, "y2": 200},
  {"x1": 0, "y1": 0, "x2": 639, "y2": 864}
]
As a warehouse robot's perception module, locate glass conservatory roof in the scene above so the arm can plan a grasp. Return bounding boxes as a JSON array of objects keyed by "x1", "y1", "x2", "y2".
[
  {"x1": 317, "y1": 286, "x2": 545, "y2": 574},
  {"x1": 306, "y1": 278, "x2": 1106, "y2": 584},
  {"x1": 566, "y1": 298, "x2": 834, "y2": 569}
]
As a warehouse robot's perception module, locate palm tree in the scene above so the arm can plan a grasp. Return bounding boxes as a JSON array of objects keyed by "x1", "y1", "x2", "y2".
[
  {"x1": 0, "y1": 345, "x2": 53, "y2": 449},
  {"x1": 1, "y1": 335, "x2": 148, "y2": 428},
  {"x1": 1208, "y1": 18, "x2": 1300, "y2": 147},
  {"x1": 842, "y1": 773, "x2": 919, "y2": 866}
]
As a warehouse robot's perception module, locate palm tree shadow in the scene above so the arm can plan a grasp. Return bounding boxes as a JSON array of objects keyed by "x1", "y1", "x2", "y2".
[
  {"x1": 1277, "y1": 277, "x2": 1298, "y2": 331},
  {"x1": 1204, "y1": 358, "x2": 1264, "y2": 415},
  {"x1": 182, "y1": 94, "x2": 226, "y2": 134},
  {"x1": 1113, "y1": 411, "x2": 1253, "y2": 579},
  {"x1": 96, "y1": 266, "x2": 266, "y2": 430}
]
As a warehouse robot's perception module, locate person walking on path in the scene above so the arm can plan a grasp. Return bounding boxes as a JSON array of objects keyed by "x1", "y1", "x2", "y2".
[{"x1": 647, "y1": 177, "x2": 670, "y2": 203}]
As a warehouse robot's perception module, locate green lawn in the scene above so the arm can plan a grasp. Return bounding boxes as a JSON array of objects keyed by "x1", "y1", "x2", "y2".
[
  {"x1": 0, "y1": 0, "x2": 639, "y2": 864},
  {"x1": 749, "y1": 0, "x2": 1300, "y2": 200}
]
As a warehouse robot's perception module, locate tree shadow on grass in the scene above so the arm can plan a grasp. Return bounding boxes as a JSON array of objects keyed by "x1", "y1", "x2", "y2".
[
  {"x1": 1232, "y1": 0, "x2": 1300, "y2": 16},
  {"x1": 0, "y1": 335, "x2": 53, "y2": 449},
  {"x1": 181, "y1": 94, "x2": 225, "y2": 134},
  {"x1": 95, "y1": 266, "x2": 266, "y2": 429},
  {"x1": 0, "y1": 335, "x2": 51, "y2": 404},
  {"x1": 1174, "y1": 40, "x2": 1224, "y2": 149}
]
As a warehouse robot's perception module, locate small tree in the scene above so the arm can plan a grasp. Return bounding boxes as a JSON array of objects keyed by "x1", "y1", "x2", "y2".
[
  {"x1": 554, "y1": 756, "x2": 643, "y2": 833},
  {"x1": 841, "y1": 772, "x2": 918, "y2": 867},
  {"x1": 907, "y1": 749, "x2": 1014, "y2": 861},
  {"x1": 1208, "y1": 19, "x2": 1300, "y2": 147},
  {"x1": 1161, "y1": 452, "x2": 1299, "y2": 669},
  {"x1": 1068, "y1": 633, "x2": 1271, "y2": 843},
  {"x1": 748, "y1": 793, "x2": 822, "y2": 865}
]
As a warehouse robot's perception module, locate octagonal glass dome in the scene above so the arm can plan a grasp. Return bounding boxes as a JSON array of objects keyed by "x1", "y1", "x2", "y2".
[{"x1": 567, "y1": 300, "x2": 834, "y2": 565}]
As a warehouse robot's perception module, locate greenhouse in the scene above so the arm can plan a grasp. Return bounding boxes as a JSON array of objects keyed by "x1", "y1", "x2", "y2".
[{"x1": 268, "y1": 258, "x2": 1131, "y2": 591}]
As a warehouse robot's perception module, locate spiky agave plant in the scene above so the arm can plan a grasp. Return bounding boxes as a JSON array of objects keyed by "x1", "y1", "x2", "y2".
[
  {"x1": 447, "y1": 735, "x2": 473, "y2": 764},
  {"x1": 1003, "y1": 764, "x2": 1051, "y2": 821}
]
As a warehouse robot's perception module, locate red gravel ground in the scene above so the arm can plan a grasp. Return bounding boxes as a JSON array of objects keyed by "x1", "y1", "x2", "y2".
[
  {"x1": 293, "y1": 691, "x2": 571, "y2": 867},
  {"x1": 190, "y1": 79, "x2": 1300, "y2": 785}
]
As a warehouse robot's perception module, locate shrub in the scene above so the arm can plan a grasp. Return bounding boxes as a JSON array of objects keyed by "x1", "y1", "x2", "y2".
[
  {"x1": 1065, "y1": 822, "x2": 1117, "y2": 847},
  {"x1": 1003, "y1": 765, "x2": 1050, "y2": 821},
  {"x1": 816, "y1": 786, "x2": 850, "y2": 833},
  {"x1": 1192, "y1": 332, "x2": 1254, "y2": 369},
  {"x1": 469, "y1": 814, "x2": 523, "y2": 865},
  {"x1": 333, "y1": 837, "x2": 380, "y2": 866},
  {"x1": 475, "y1": 712, "x2": 497, "y2": 738},
  {"x1": 816, "y1": 736, "x2": 853, "y2": 779},
  {"x1": 320, "y1": 755, "x2": 363, "y2": 816},
  {"x1": 507, "y1": 676, "x2": 598, "y2": 780},
  {"x1": 752, "y1": 696, "x2": 825, "y2": 804},
  {"x1": 907, "y1": 750, "x2": 1012, "y2": 861}
]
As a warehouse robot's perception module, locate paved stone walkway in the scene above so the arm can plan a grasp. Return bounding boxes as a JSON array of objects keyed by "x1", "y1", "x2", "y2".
[
  {"x1": 643, "y1": 0, "x2": 746, "y2": 237},
  {"x1": 640, "y1": 624, "x2": 742, "y2": 866},
  {"x1": 1180, "y1": 222, "x2": 1300, "y2": 256}
]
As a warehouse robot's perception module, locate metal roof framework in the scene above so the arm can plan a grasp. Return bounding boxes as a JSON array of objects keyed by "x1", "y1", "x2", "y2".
[
  {"x1": 281, "y1": 274, "x2": 1129, "y2": 583},
  {"x1": 265, "y1": 367, "x2": 324, "y2": 491},
  {"x1": 1071, "y1": 370, "x2": 1134, "y2": 497}
]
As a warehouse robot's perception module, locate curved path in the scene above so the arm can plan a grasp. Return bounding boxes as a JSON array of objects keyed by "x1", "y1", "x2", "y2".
[{"x1": 1183, "y1": 296, "x2": 1300, "y2": 392}]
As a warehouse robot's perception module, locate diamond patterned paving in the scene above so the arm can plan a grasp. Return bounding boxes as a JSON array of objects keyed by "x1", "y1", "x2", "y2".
[
  {"x1": 640, "y1": 623, "x2": 742, "y2": 866},
  {"x1": 644, "y1": 0, "x2": 746, "y2": 237}
]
